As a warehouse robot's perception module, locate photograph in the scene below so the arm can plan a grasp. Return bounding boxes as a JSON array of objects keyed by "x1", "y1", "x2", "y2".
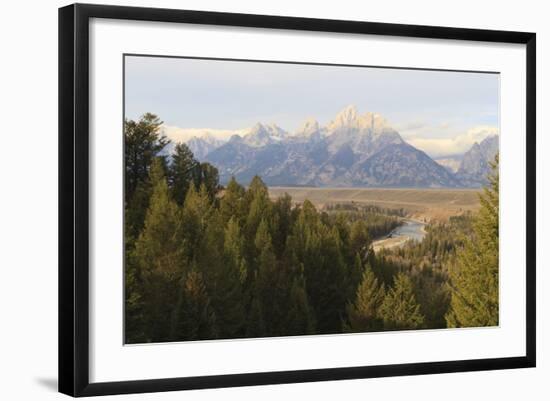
[{"x1": 123, "y1": 55, "x2": 500, "y2": 344}]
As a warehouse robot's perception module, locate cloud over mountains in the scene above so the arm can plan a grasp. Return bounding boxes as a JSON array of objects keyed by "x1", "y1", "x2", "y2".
[{"x1": 404, "y1": 125, "x2": 499, "y2": 157}]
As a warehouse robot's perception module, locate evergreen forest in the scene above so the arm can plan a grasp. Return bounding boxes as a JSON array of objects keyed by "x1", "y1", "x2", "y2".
[{"x1": 124, "y1": 113, "x2": 499, "y2": 344}]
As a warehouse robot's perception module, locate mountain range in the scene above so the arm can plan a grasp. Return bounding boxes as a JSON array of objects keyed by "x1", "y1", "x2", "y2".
[
  {"x1": 455, "y1": 135, "x2": 499, "y2": 187},
  {"x1": 173, "y1": 106, "x2": 498, "y2": 188}
]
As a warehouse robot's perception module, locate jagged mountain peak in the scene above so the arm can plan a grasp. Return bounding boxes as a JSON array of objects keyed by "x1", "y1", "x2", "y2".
[
  {"x1": 326, "y1": 105, "x2": 393, "y2": 134},
  {"x1": 294, "y1": 117, "x2": 321, "y2": 137},
  {"x1": 170, "y1": 107, "x2": 496, "y2": 188},
  {"x1": 479, "y1": 134, "x2": 498, "y2": 155},
  {"x1": 470, "y1": 142, "x2": 481, "y2": 151},
  {"x1": 205, "y1": 107, "x2": 462, "y2": 188},
  {"x1": 185, "y1": 135, "x2": 226, "y2": 160},
  {"x1": 330, "y1": 104, "x2": 359, "y2": 127},
  {"x1": 241, "y1": 122, "x2": 288, "y2": 147},
  {"x1": 366, "y1": 112, "x2": 392, "y2": 135},
  {"x1": 247, "y1": 122, "x2": 285, "y2": 134},
  {"x1": 455, "y1": 134, "x2": 499, "y2": 187}
]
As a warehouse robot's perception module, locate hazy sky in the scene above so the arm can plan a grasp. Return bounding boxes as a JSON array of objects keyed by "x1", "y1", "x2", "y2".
[{"x1": 125, "y1": 55, "x2": 499, "y2": 157}]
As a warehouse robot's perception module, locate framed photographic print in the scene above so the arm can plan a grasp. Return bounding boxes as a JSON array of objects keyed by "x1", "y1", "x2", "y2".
[{"x1": 58, "y1": 3, "x2": 536, "y2": 397}]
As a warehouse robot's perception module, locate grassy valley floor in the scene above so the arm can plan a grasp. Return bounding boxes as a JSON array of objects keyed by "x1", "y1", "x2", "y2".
[{"x1": 268, "y1": 187, "x2": 481, "y2": 222}]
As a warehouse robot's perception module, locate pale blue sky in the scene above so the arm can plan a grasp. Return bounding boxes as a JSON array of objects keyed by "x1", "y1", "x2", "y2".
[{"x1": 124, "y1": 55, "x2": 499, "y2": 156}]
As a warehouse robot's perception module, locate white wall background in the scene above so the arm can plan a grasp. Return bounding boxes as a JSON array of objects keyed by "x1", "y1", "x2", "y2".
[{"x1": 0, "y1": 0, "x2": 546, "y2": 399}]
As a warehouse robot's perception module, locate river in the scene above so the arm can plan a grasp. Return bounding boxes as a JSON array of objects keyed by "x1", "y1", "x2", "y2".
[{"x1": 371, "y1": 219, "x2": 427, "y2": 252}]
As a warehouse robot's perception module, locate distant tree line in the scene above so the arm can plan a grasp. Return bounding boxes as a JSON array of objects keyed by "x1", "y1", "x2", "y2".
[
  {"x1": 323, "y1": 205, "x2": 403, "y2": 240},
  {"x1": 124, "y1": 113, "x2": 500, "y2": 343},
  {"x1": 325, "y1": 203, "x2": 407, "y2": 218}
]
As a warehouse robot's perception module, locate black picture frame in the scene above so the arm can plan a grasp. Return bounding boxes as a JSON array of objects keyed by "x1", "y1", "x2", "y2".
[{"x1": 59, "y1": 3, "x2": 536, "y2": 397}]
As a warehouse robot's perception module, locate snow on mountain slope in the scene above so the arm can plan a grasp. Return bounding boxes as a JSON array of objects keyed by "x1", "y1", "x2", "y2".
[{"x1": 160, "y1": 106, "x2": 498, "y2": 188}]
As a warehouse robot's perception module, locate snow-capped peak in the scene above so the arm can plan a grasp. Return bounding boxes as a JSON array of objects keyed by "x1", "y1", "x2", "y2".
[
  {"x1": 326, "y1": 105, "x2": 392, "y2": 134},
  {"x1": 364, "y1": 112, "x2": 391, "y2": 135},
  {"x1": 242, "y1": 122, "x2": 288, "y2": 147},
  {"x1": 293, "y1": 117, "x2": 320, "y2": 137},
  {"x1": 329, "y1": 105, "x2": 359, "y2": 129}
]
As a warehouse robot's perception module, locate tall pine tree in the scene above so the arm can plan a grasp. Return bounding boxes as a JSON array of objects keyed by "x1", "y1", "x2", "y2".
[
  {"x1": 244, "y1": 176, "x2": 273, "y2": 263},
  {"x1": 380, "y1": 272, "x2": 424, "y2": 330},
  {"x1": 169, "y1": 142, "x2": 198, "y2": 205},
  {"x1": 124, "y1": 113, "x2": 168, "y2": 202},
  {"x1": 181, "y1": 183, "x2": 213, "y2": 260},
  {"x1": 288, "y1": 200, "x2": 347, "y2": 334},
  {"x1": 271, "y1": 193, "x2": 294, "y2": 257},
  {"x1": 349, "y1": 220, "x2": 371, "y2": 260},
  {"x1": 446, "y1": 154, "x2": 499, "y2": 328},
  {"x1": 173, "y1": 268, "x2": 217, "y2": 341},
  {"x1": 131, "y1": 158, "x2": 186, "y2": 342},
  {"x1": 220, "y1": 177, "x2": 246, "y2": 225},
  {"x1": 249, "y1": 219, "x2": 287, "y2": 336},
  {"x1": 224, "y1": 217, "x2": 248, "y2": 284},
  {"x1": 197, "y1": 211, "x2": 246, "y2": 339},
  {"x1": 285, "y1": 274, "x2": 316, "y2": 335},
  {"x1": 346, "y1": 261, "x2": 385, "y2": 332},
  {"x1": 195, "y1": 162, "x2": 220, "y2": 201}
]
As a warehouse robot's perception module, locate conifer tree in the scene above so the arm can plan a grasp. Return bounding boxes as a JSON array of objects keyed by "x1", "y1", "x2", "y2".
[
  {"x1": 413, "y1": 273, "x2": 450, "y2": 329},
  {"x1": 195, "y1": 209, "x2": 225, "y2": 279},
  {"x1": 249, "y1": 219, "x2": 288, "y2": 336},
  {"x1": 181, "y1": 183, "x2": 213, "y2": 260},
  {"x1": 124, "y1": 113, "x2": 168, "y2": 202},
  {"x1": 197, "y1": 211, "x2": 246, "y2": 339},
  {"x1": 346, "y1": 262, "x2": 385, "y2": 332},
  {"x1": 346, "y1": 251, "x2": 365, "y2": 301},
  {"x1": 286, "y1": 200, "x2": 319, "y2": 263},
  {"x1": 220, "y1": 177, "x2": 246, "y2": 225},
  {"x1": 380, "y1": 272, "x2": 424, "y2": 330},
  {"x1": 271, "y1": 193, "x2": 294, "y2": 257},
  {"x1": 285, "y1": 274, "x2": 316, "y2": 335},
  {"x1": 446, "y1": 155, "x2": 499, "y2": 328},
  {"x1": 244, "y1": 176, "x2": 273, "y2": 262},
  {"x1": 124, "y1": 250, "x2": 145, "y2": 343},
  {"x1": 247, "y1": 175, "x2": 269, "y2": 201},
  {"x1": 254, "y1": 218, "x2": 273, "y2": 253},
  {"x1": 124, "y1": 113, "x2": 169, "y2": 253},
  {"x1": 246, "y1": 216, "x2": 275, "y2": 338},
  {"x1": 318, "y1": 226, "x2": 347, "y2": 333},
  {"x1": 288, "y1": 201, "x2": 347, "y2": 334},
  {"x1": 224, "y1": 217, "x2": 248, "y2": 284},
  {"x1": 131, "y1": 159, "x2": 186, "y2": 341},
  {"x1": 246, "y1": 176, "x2": 272, "y2": 224},
  {"x1": 125, "y1": 180, "x2": 153, "y2": 245},
  {"x1": 195, "y1": 162, "x2": 220, "y2": 201},
  {"x1": 174, "y1": 269, "x2": 217, "y2": 341},
  {"x1": 168, "y1": 142, "x2": 198, "y2": 205},
  {"x1": 332, "y1": 212, "x2": 352, "y2": 265},
  {"x1": 133, "y1": 158, "x2": 184, "y2": 279},
  {"x1": 349, "y1": 219, "x2": 371, "y2": 261}
]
